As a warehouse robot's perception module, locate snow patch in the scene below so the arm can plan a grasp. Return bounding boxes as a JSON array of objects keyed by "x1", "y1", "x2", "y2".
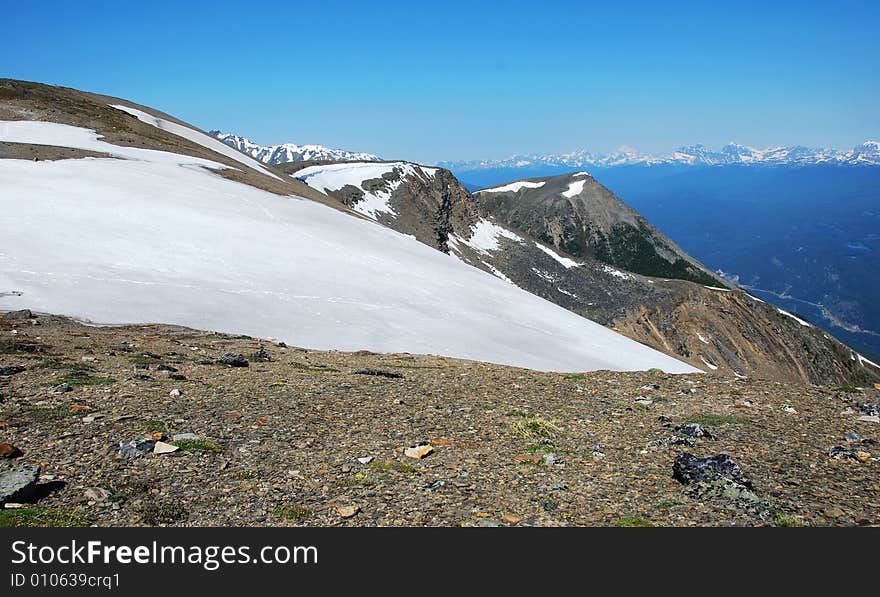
[
  {"x1": 602, "y1": 265, "x2": 632, "y2": 280},
  {"x1": 700, "y1": 355, "x2": 719, "y2": 370},
  {"x1": 777, "y1": 308, "x2": 811, "y2": 327},
  {"x1": 478, "y1": 180, "x2": 545, "y2": 193},
  {"x1": 562, "y1": 179, "x2": 587, "y2": 198},
  {"x1": 696, "y1": 333, "x2": 710, "y2": 345},
  {"x1": 557, "y1": 287, "x2": 579, "y2": 299},
  {"x1": 704, "y1": 285, "x2": 732, "y2": 292},
  {"x1": 109, "y1": 104, "x2": 282, "y2": 181},
  {"x1": 534, "y1": 242, "x2": 581, "y2": 268},
  {"x1": 454, "y1": 219, "x2": 523, "y2": 255}
]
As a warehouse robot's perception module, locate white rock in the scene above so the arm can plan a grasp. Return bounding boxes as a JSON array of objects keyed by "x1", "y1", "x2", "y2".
[
  {"x1": 153, "y1": 441, "x2": 180, "y2": 454},
  {"x1": 357, "y1": 456, "x2": 374, "y2": 465},
  {"x1": 169, "y1": 388, "x2": 182, "y2": 397},
  {"x1": 857, "y1": 415, "x2": 880, "y2": 424}
]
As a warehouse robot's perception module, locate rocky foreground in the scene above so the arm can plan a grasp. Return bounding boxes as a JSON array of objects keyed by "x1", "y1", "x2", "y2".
[{"x1": 0, "y1": 311, "x2": 878, "y2": 527}]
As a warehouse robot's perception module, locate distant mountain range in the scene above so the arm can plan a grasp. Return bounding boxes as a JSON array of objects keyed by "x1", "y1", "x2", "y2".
[
  {"x1": 441, "y1": 141, "x2": 880, "y2": 171},
  {"x1": 210, "y1": 131, "x2": 381, "y2": 164}
]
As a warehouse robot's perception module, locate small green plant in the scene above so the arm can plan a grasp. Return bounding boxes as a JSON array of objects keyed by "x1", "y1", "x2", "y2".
[
  {"x1": 647, "y1": 368, "x2": 664, "y2": 376},
  {"x1": 564, "y1": 373, "x2": 586, "y2": 380},
  {"x1": 340, "y1": 473, "x2": 373, "y2": 486},
  {"x1": 0, "y1": 508, "x2": 92, "y2": 528},
  {"x1": 685, "y1": 413, "x2": 748, "y2": 426},
  {"x1": 368, "y1": 460, "x2": 416, "y2": 474},
  {"x1": 273, "y1": 504, "x2": 311, "y2": 521},
  {"x1": 172, "y1": 438, "x2": 224, "y2": 453},
  {"x1": 138, "y1": 501, "x2": 188, "y2": 526},
  {"x1": 3, "y1": 403, "x2": 76, "y2": 422},
  {"x1": 509, "y1": 417, "x2": 560, "y2": 440},
  {"x1": 613, "y1": 516, "x2": 654, "y2": 528},
  {"x1": 142, "y1": 419, "x2": 172, "y2": 433},
  {"x1": 833, "y1": 385, "x2": 861, "y2": 393},
  {"x1": 772, "y1": 510, "x2": 806, "y2": 527},
  {"x1": 524, "y1": 443, "x2": 555, "y2": 454}
]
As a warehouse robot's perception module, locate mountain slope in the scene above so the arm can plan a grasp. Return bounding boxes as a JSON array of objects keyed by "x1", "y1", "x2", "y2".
[
  {"x1": 0, "y1": 79, "x2": 696, "y2": 374},
  {"x1": 212, "y1": 131, "x2": 380, "y2": 164},
  {"x1": 475, "y1": 172, "x2": 721, "y2": 286},
  {"x1": 290, "y1": 159, "x2": 880, "y2": 385}
]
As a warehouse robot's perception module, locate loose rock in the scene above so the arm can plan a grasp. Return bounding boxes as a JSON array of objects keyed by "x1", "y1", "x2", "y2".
[
  {"x1": 672, "y1": 453, "x2": 752, "y2": 488},
  {"x1": 153, "y1": 441, "x2": 180, "y2": 455},
  {"x1": 119, "y1": 439, "x2": 156, "y2": 459},
  {"x1": 0, "y1": 366, "x2": 25, "y2": 376},
  {"x1": 218, "y1": 354, "x2": 249, "y2": 367},
  {"x1": 0, "y1": 443, "x2": 23, "y2": 458},
  {"x1": 404, "y1": 442, "x2": 434, "y2": 459},
  {"x1": 0, "y1": 464, "x2": 40, "y2": 505},
  {"x1": 354, "y1": 369, "x2": 403, "y2": 379}
]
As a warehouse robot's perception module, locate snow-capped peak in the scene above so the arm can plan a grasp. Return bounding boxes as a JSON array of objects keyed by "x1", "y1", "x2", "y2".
[
  {"x1": 441, "y1": 141, "x2": 880, "y2": 171},
  {"x1": 210, "y1": 131, "x2": 381, "y2": 165}
]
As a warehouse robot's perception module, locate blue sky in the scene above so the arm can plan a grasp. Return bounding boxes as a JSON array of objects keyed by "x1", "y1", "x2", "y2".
[{"x1": 4, "y1": 0, "x2": 878, "y2": 163}]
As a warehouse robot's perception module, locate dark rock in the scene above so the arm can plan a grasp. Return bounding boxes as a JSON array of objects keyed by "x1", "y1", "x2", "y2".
[
  {"x1": 672, "y1": 453, "x2": 752, "y2": 488},
  {"x1": 134, "y1": 363, "x2": 149, "y2": 370},
  {"x1": 218, "y1": 354, "x2": 249, "y2": 367},
  {"x1": 354, "y1": 368, "x2": 403, "y2": 379},
  {"x1": 858, "y1": 403, "x2": 879, "y2": 417},
  {"x1": 169, "y1": 374, "x2": 187, "y2": 381},
  {"x1": 250, "y1": 347, "x2": 271, "y2": 362},
  {"x1": 672, "y1": 423, "x2": 712, "y2": 439},
  {"x1": 156, "y1": 364, "x2": 178, "y2": 372},
  {"x1": 3, "y1": 309, "x2": 33, "y2": 320},
  {"x1": 0, "y1": 443, "x2": 23, "y2": 458},
  {"x1": 827, "y1": 446, "x2": 863, "y2": 460},
  {"x1": 0, "y1": 366, "x2": 26, "y2": 376},
  {"x1": 131, "y1": 374, "x2": 153, "y2": 381},
  {"x1": 119, "y1": 439, "x2": 156, "y2": 459},
  {"x1": 0, "y1": 463, "x2": 40, "y2": 504},
  {"x1": 52, "y1": 382, "x2": 73, "y2": 393}
]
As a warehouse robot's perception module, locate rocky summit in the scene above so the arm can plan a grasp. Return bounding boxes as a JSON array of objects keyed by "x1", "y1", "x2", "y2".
[{"x1": 1, "y1": 313, "x2": 878, "y2": 527}]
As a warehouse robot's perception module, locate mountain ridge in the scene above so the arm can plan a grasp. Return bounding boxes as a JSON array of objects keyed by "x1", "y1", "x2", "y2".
[
  {"x1": 442, "y1": 140, "x2": 880, "y2": 173},
  {"x1": 211, "y1": 130, "x2": 381, "y2": 164}
]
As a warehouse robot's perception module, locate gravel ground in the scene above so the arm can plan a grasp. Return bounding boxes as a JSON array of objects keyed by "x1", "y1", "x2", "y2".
[{"x1": 1, "y1": 313, "x2": 878, "y2": 527}]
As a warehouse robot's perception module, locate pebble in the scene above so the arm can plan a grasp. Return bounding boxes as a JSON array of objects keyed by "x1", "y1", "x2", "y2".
[
  {"x1": 169, "y1": 388, "x2": 182, "y2": 397},
  {"x1": 357, "y1": 456, "x2": 374, "y2": 465}
]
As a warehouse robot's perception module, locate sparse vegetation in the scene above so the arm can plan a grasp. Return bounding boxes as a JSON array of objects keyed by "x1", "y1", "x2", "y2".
[
  {"x1": 509, "y1": 416, "x2": 560, "y2": 440},
  {"x1": 613, "y1": 516, "x2": 654, "y2": 527},
  {"x1": 369, "y1": 459, "x2": 416, "y2": 474},
  {"x1": 0, "y1": 508, "x2": 92, "y2": 528},
  {"x1": 138, "y1": 501, "x2": 188, "y2": 526},
  {"x1": 171, "y1": 438, "x2": 224, "y2": 453},
  {"x1": 685, "y1": 413, "x2": 748, "y2": 426},
  {"x1": 772, "y1": 510, "x2": 807, "y2": 527},
  {"x1": 273, "y1": 504, "x2": 311, "y2": 521}
]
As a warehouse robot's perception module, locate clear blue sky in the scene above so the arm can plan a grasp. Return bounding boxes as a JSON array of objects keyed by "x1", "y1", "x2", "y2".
[{"x1": 4, "y1": 0, "x2": 878, "y2": 163}]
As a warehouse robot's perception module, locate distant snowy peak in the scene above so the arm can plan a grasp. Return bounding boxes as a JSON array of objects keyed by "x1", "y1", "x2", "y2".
[
  {"x1": 442, "y1": 140, "x2": 880, "y2": 171},
  {"x1": 210, "y1": 131, "x2": 381, "y2": 165}
]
